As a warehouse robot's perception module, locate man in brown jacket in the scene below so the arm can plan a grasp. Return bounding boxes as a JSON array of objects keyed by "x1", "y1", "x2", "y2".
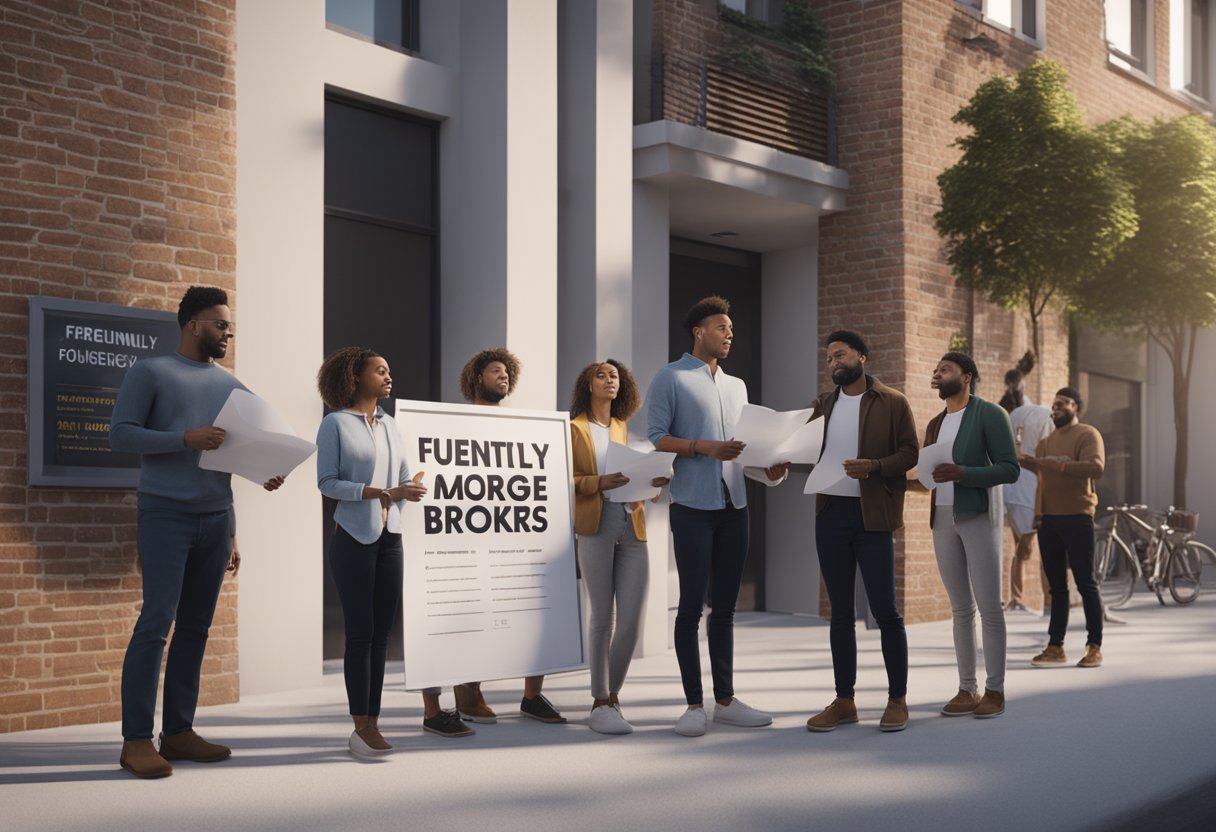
[
  {"x1": 1022, "y1": 386, "x2": 1106, "y2": 669},
  {"x1": 804, "y1": 331, "x2": 919, "y2": 734}
]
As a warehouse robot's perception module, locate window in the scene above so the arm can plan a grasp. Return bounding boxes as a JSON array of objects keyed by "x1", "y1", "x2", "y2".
[
  {"x1": 1106, "y1": 0, "x2": 1152, "y2": 75},
  {"x1": 1175, "y1": 0, "x2": 1214, "y2": 102},
  {"x1": 326, "y1": 0, "x2": 418, "y2": 53},
  {"x1": 957, "y1": 1, "x2": 1044, "y2": 45},
  {"x1": 720, "y1": 0, "x2": 784, "y2": 27}
]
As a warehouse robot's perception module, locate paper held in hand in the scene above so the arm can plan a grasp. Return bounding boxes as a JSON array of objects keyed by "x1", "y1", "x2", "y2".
[
  {"x1": 199, "y1": 389, "x2": 317, "y2": 484},
  {"x1": 732, "y1": 404, "x2": 825, "y2": 468},
  {"x1": 602, "y1": 442, "x2": 676, "y2": 503},
  {"x1": 916, "y1": 442, "x2": 955, "y2": 490}
]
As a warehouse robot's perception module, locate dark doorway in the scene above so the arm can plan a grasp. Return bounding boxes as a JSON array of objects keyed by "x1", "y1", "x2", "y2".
[
  {"x1": 668, "y1": 239, "x2": 766, "y2": 610},
  {"x1": 323, "y1": 94, "x2": 439, "y2": 661}
]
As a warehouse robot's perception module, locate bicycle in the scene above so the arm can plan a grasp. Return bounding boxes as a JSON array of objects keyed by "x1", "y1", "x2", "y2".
[{"x1": 1093, "y1": 504, "x2": 1212, "y2": 607}]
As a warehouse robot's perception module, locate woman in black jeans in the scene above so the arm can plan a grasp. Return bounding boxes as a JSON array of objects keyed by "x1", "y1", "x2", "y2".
[{"x1": 316, "y1": 347, "x2": 471, "y2": 757}]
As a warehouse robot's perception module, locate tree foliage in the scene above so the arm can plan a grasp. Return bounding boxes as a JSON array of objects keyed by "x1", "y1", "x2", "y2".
[
  {"x1": 935, "y1": 61, "x2": 1137, "y2": 384},
  {"x1": 1075, "y1": 114, "x2": 1216, "y2": 507}
]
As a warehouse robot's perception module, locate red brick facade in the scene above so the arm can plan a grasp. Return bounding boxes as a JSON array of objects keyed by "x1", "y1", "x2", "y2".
[
  {"x1": 1, "y1": 0, "x2": 237, "y2": 732},
  {"x1": 816, "y1": 0, "x2": 1195, "y2": 622}
]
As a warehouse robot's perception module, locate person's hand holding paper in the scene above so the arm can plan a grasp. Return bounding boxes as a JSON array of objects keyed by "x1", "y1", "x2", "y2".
[{"x1": 199, "y1": 389, "x2": 316, "y2": 486}]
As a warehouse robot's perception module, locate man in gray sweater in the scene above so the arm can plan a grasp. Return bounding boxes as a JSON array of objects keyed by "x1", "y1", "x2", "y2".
[{"x1": 110, "y1": 286, "x2": 284, "y2": 778}]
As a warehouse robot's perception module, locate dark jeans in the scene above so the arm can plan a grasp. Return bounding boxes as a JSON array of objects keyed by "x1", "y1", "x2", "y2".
[
  {"x1": 122, "y1": 509, "x2": 232, "y2": 740},
  {"x1": 330, "y1": 526, "x2": 404, "y2": 716},
  {"x1": 670, "y1": 501, "x2": 749, "y2": 705},
  {"x1": 815, "y1": 496, "x2": 908, "y2": 699},
  {"x1": 1038, "y1": 514, "x2": 1103, "y2": 647}
]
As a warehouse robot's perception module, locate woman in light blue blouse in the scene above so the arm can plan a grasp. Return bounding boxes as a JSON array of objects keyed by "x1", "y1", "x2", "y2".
[{"x1": 315, "y1": 347, "x2": 472, "y2": 758}]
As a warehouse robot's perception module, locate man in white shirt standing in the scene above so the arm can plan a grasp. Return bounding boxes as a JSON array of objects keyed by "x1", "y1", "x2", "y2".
[{"x1": 1001, "y1": 365, "x2": 1055, "y2": 614}]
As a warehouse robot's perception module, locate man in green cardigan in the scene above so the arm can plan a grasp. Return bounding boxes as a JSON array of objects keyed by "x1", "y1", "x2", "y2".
[{"x1": 923, "y1": 352, "x2": 1019, "y2": 719}]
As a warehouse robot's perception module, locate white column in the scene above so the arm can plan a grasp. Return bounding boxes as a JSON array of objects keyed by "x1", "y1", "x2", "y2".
[
  {"x1": 442, "y1": 1, "x2": 559, "y2": 409},
  {"x1": 760, "y1": 242, "x2": 821, "y2": 615},
  {"x1": 234, "y1": 0, "x2": 326, "y2": 694},
  {"x1": 632, "y1": 180, "x2": 672, "y2": 655}
]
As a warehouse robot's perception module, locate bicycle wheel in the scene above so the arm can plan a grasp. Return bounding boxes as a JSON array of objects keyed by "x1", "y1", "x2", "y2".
[
  {"x1": 1167, "y1": 542, "x2": 1206, "y2": 605},
  {"x1": 1094, "y1": 533, "x2": 1136, "y2": 609}
]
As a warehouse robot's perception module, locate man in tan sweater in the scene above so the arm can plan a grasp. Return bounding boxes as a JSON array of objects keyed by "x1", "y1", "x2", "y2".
[{"x1": 1019, "y1": 387, "x2": 1106, "y2": 669}]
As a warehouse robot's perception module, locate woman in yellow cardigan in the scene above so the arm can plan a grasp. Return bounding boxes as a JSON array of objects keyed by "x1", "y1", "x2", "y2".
[{"x1": 570, "y1": 359, "x2": 667, "y2": 735}]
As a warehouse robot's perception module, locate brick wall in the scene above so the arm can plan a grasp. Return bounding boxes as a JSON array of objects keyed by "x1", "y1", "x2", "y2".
[
  {"x1": 0, "y1": 0, "x2": 238, "y2": 732},
  {"x1": 813, "y1": 0, "x2": 1194, "y2": 622}
]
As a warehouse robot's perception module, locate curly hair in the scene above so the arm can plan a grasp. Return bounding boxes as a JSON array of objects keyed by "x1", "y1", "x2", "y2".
[
  {"x1": 569, "y1": 359, "x2": 640, "y2": 422},
  {"x1": 317, "y1": 346, "x2": 381, "y2": 410},
  {"x1": 459, "y1": 347, "x2": 521, "y2": 403},
  {"x1": 681, "y1": 295, "x2": 731, "y2": 335},
  {"x1": 177, "y1": 285, "x2": 228, "y2": 328}
]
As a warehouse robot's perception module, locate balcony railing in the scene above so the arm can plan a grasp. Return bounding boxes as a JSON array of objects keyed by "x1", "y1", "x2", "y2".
[{"x1": 651, "y1": 51, "x2": 835, "y2": 166}]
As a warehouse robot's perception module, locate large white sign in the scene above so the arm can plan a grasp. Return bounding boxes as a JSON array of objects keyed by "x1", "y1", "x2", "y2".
[{"x1": 394, "y1": 400, "x2": 584, "y2": 689}]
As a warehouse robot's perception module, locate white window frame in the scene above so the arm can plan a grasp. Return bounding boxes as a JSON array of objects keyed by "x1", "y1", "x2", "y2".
[
  {"x1": 1171, "y1": 0, "x2": 1216, "y2": 107},
  {"x1": 1105, "y1": 0, "x2": 1155, "y2": 81},
  {"x1": 956, "y1": 0, "x2": 1047, "y2": 48}
]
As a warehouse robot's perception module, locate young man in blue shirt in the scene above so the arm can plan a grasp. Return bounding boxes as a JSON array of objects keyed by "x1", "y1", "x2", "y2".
[
  {"x1": 646, "y1": 296, "x2": 786, "y2": 737},
  {"x1": 111, "y1": 286, "x2": 285, "y2": 778}
]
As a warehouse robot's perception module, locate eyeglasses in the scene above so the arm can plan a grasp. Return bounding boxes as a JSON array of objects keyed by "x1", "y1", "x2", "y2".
[{"x1": 193, "y1": 319, "x2": 233, "y2": 331}]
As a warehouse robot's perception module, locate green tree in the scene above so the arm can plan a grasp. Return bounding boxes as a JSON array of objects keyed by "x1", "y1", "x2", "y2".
[
  {"x1": 1076, "y1": 115, "x2": 1216, "y2": 508},
  {"x1": 935, "y1": 61, "x2": 1136, "y2": 401}
]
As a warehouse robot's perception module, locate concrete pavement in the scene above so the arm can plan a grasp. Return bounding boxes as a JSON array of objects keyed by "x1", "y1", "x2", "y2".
[{"x1": 2, "y1": 590, "x2": 1214, "y2": 832}]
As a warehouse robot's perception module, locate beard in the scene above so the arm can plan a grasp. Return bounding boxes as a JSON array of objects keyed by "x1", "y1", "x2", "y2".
[
  {"x1": 937, "y1": 378, "x2": 963, "y2": 399},
  {"x1": 200, "y1": 336, "x2": 228, "y2": 360},
  {"x1": 1052, "y1": 413, "x2": 1073, "y2": 428},
  {"x1": 478, "y1": 383, "x2": 507, "y2": 404},
  {"x1": 831, "y1": 363, "x2": 864, "y2": 387}
]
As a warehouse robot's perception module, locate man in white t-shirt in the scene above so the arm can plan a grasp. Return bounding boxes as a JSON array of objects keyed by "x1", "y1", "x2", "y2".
[{"x1": 1001, "y1": 367, "x2": 1055, "y2": 614}]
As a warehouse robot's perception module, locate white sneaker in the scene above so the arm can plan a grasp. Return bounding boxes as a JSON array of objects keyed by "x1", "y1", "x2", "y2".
[
  {"x1": 588, "y1": 703, "x2": 633, "y2": 735},
  {"x1": 673, "y1": 706, "x2": 708, "y2": 737},
  {"x1": 348, "y1": 729, "x2": 391, "y2": 759},
  {"x1": 713, "y1": 697, "x2": 773, "y2": 727}
]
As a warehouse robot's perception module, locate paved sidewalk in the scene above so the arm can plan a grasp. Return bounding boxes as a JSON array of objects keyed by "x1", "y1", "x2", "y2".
[{"x1": 2, "y1": 591, "x2": 1214, "y2": 832}]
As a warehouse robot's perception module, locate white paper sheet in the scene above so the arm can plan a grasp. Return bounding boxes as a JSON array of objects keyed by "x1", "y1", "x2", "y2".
[
  {"x1": 198, "y1": 389, "x2": 317, "y2": 484},
  {"x1": 732, "y1": 404, "x2": 825, "y2": 468},
  {"x1": 801, "y1": 447, "x2": 850, "y2": 495},
  {"x1": 602, "y1": 442, "x2": 677, "y2": 503},
  {"x1": 916, "y1": 442, "x2": 956, "y2": 490}
]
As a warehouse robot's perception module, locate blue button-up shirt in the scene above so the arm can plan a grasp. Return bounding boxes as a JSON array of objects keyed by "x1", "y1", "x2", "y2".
[{"x1": 646, "y1": 353, "x2": 750, "y2": 510}]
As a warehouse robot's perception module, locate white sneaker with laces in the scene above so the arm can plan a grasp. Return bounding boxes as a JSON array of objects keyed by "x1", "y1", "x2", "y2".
[
  {"x1": 713, "y1": 697, "x2": 773, "y2": 727},
  {"x1": 673, "y1": 706, "x2": 708, "y2": 737},
  {"x1": 588, "y1": 703, "x2": 633, "y2": 735}
]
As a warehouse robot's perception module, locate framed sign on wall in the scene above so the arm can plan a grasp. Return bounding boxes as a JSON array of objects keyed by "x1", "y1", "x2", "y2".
[{"x1": 27, "y1": 297, "x2": 180, "y2": 487}]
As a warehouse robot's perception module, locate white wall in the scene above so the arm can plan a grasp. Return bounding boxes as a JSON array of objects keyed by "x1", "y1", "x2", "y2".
[
  {"x1": 234, "y1": 0, "x2": 457, "y2": 694},
  {"x1": 1144, "y1": 327, "x2": 1216, "y2": 547},
  {"x1": 760, "y1": 243, "x2": 821, "y2": 614}
]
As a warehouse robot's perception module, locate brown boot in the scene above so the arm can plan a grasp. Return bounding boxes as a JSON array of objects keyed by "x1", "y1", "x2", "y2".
[
  {"x1": 973, "y1": 690, "x2": 1005, "y2": 718},
  {"x1": 806, "y1": 698, "x2": 858, "y2": 732},
  {"x1": 158, "y1": 730, "x2": 231, "y2": 763},
  {"x1": 119, "y1": 740, "x2": 173, "y2": 779},
  {"x1": 1077, "y1": 643, "x2": 1103, "y2": 668},
  {"x1": 1031, "y1": 644, "x2": 1068, "y2": 667},
  {"x1": 940, "y1": 689, "x2": 980, "y2": 716},
  {"x1": 879, "y1": 697, "x2": 908, "y2": 732},
  {"x1": 454, "y1": 682, "x2": 497, "y2": 724}
]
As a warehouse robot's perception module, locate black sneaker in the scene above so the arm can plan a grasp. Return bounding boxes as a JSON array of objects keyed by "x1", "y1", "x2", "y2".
[
  {"x1": 422, "y1": 709, "x2": 475, "y2": 738},
  {"x1": 520, "y1": 694, "x2": 567, "y2": 724}
]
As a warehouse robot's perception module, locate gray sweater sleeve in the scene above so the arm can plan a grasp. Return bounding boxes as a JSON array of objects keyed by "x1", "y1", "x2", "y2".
[{"x1": 110, "y1": 361, "x2": 186, "y2": 454}]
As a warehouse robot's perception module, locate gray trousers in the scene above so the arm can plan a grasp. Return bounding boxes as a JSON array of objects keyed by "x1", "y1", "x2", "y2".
[
  {"x1": 933, "y1": 510, "x2": 1007, "y2": 693},
  {"x1": 577, "y1": 502, "x2": 649, "y2": 700}
]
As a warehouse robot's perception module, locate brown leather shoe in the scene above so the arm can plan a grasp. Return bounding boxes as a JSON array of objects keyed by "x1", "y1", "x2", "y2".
[
  {"x1": 1031, "y1": 644, "x2": 1068, "y2": 667},
  {"x1": 119, "y1": 740, "x2": 173, "y2": 779},
  {"x1": 879, "y1": 697, "x2": 908, "y2": 732},
  {"x1": 158, "y1": 730, "x2": 231, "y2": 763},
  {"x1": 806, "y1": 697, "x2": 858, "y2": 732},
  {"x1": 454, "y1": 682, "x2": 497, "y2": 724},
  {"x1": 1077, "y1": 643, "x2": 1103, "y2": 668},
  {"x1": 973, "y1": 690, "x2": 1005, "y2": 718},
  {"x1": 940, "y1": 689, "x2": 980, "y2": 716}
]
